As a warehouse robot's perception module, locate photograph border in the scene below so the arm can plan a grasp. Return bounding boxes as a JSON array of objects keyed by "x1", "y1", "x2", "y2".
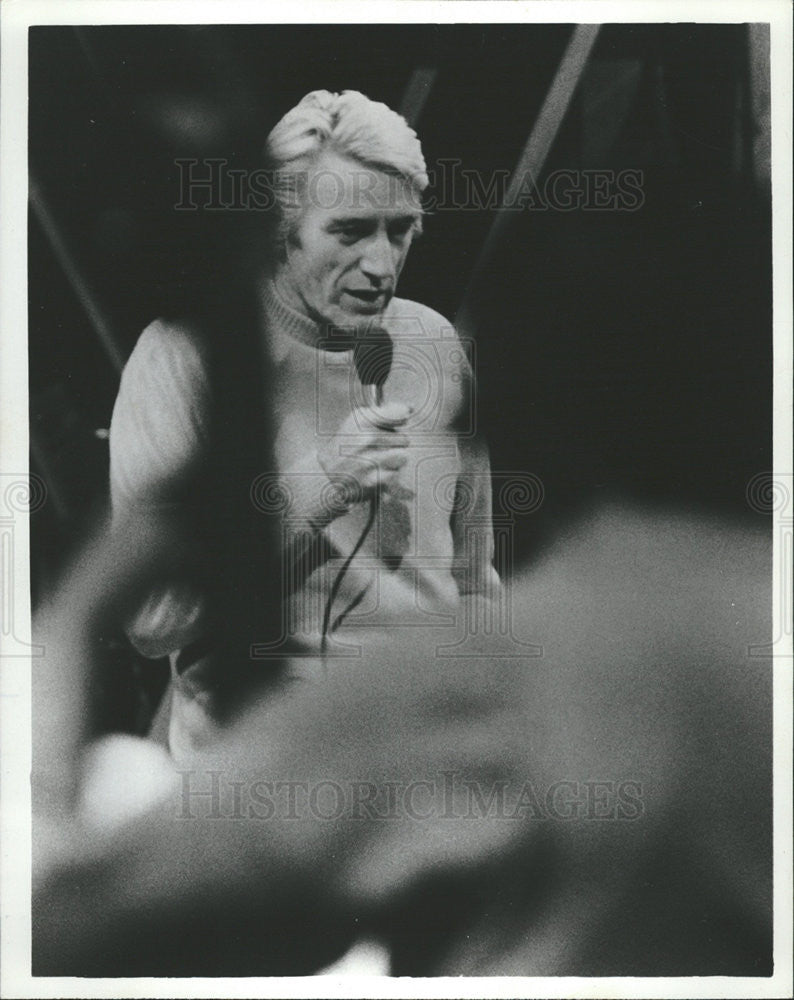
[{"x1": 2, "y1": 2, "x2": 791, "y2": 997}]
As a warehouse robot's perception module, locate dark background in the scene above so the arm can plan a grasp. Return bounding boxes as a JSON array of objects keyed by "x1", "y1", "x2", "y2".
[{"x1": 28, "y1": 23, "x2": 772, "y2": 725}]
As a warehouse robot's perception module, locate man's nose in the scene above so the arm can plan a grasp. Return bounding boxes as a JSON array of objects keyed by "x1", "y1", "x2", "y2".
[{"x1": 359, "y1": 232, "x2": 396, "y2": 285}]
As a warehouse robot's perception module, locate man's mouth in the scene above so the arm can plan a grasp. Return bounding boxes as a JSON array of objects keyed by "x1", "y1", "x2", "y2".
[{"x1": 344, "y1": 289, "x2": 389, "y2": 309}]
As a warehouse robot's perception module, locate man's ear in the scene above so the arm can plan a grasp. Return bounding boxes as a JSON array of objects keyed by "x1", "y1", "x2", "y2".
[{"x1": 284, "y1": 216, "x2": 304, "y2": 256}]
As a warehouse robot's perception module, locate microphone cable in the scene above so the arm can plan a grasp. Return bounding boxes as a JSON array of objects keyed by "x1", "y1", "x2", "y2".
[
  {"x1": 320, "y1": 493, "x2": 378, "y2": 655},
  {"x1": 320, "y1": 328, "x2": 393, "y2": 656}
]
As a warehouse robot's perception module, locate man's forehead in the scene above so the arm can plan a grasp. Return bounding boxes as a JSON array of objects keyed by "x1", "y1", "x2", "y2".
[{"x1": 305, "y1": 150, "x2": 422, "y2": 216}]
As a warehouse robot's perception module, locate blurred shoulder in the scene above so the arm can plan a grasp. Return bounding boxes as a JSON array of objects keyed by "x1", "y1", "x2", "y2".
[
  {"x1": 110, "y1": 318, "x2": 213, "y2": 505},
  {"x1": 121, "y1": 317, "x2": 212, "y2": 390},
  {"x1": 515, "y1": 497, "x2": 772, "y2": 665}
]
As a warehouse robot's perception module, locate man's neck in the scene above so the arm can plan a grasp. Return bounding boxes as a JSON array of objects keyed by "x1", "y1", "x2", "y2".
[
  {"x1": 271, "y1": 273, "x2": 318, "y2": 329},
  {"x1": 262, "y1": 277, "x2": 349, "y2": 353},
  {"x1": 266, "y1": 274, "x2": 386, "y2": 351}
]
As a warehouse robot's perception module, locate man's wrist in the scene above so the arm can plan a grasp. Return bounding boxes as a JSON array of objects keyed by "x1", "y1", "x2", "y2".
[{"x1": 282, "y1": 453, "x2": 362, "y2": 531}]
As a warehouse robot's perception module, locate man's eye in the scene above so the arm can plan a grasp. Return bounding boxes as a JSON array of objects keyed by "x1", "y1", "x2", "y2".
[
  {"x1": 388, "y1": 223, "x2": 414, "y2": 243},
  {"x1": 337, "y1": 226, "x2": 365, "y2": 244}
]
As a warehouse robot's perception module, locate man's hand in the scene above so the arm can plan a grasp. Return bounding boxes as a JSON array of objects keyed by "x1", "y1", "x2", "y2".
[{"x1": 316, "y1": 402, "x2": 411, "y2": 517}]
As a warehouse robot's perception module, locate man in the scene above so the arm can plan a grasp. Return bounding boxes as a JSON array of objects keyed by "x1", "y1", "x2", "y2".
[
  {"x1": 109, "y1": 90, "x2": 499, "y2": 755},
  {"x1": 38, "y1": 97, "x2": 775, "y2": 974}
]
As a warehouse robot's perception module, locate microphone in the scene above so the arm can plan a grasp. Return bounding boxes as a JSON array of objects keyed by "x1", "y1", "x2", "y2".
[{"x1": 353, "y1": 327, "x2": 393, "y2": 408}]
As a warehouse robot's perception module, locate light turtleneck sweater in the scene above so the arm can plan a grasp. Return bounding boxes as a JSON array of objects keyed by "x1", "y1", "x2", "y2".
[
  {"x1": 109, "y1": 279, "x2": 499, "y2": 749},
  {"x1": 260, "y1": 280, "x2": 498, "y2": 636}
]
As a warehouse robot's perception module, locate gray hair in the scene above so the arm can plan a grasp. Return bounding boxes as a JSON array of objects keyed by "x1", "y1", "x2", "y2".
[{"x1": 264, "y1": 90, "x2": 428, "y2": 254}]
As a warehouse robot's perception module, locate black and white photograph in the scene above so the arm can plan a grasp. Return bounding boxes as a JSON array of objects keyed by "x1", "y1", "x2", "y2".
[{"x1": 0, "y1": 0, "x2": 791, "y2": 995}]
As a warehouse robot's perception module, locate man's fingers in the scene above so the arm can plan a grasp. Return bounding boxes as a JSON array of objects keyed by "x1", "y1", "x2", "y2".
[
  {"x1": 369, "y1": 433, "x2": 409, "y2": 449},
  {"x1": 358, "y1": 403, "x2": 412, "y2": 429},
  {"x1": 356, "y1": 453, "x2": 408, "y2": 485}
]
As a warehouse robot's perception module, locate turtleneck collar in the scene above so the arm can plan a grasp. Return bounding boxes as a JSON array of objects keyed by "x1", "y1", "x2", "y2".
[
  {"x1": 260, "y1": 278, "x2": 395, "y2": 360},
  {"x1": 259, "y1": 278, "x2": 332, "y2": 351}
]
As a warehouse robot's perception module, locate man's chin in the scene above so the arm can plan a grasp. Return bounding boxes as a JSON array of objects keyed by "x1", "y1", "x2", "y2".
[{"x1": 332, "y1": 303, "x2": 389, "y2": 330}]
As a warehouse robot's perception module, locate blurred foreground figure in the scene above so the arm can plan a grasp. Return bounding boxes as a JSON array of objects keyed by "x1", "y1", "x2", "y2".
[{"x1": 33, "y1": 498, "x2": 771, "y2": 976}]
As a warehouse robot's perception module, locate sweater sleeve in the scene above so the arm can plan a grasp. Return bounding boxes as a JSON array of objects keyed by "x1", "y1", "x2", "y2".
[
  {"x1": 110, "y1": 319, "x2": 212, "y2": 511},
  {"x1": 109, "y1": 320, "x2": 212, "y2": 658},
  {"x1": 451, "y1": 431, "x2": 501, "y2": 598},
  {"x1": 444, "y1": 341, "x2": 501, "y2": 599}
]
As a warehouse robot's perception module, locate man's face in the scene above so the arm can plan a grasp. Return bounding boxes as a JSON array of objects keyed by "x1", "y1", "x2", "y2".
[{"x1": 276, "y1": 150, "x2": 422, "y2": 330}]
